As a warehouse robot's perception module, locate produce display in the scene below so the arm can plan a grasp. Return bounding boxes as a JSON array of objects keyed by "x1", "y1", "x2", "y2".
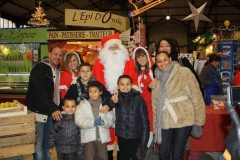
[{"x1": 0, "y1": 101, "x2": 18, "y2": 109}]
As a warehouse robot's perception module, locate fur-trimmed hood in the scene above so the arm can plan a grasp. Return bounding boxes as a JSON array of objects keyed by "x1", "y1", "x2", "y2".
[{"x1": 132, "y1": 46, "x2": 154, "y2": 93}]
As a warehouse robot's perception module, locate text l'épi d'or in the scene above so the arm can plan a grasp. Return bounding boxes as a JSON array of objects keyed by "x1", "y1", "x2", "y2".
[{"x1": 71, "y1": 11, "x2": 123, "y2": 25}]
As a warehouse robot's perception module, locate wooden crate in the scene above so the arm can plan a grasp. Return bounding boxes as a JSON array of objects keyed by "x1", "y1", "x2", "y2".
[{"x1": 0, "y1": 112, "x2": 36, "y2": 159}]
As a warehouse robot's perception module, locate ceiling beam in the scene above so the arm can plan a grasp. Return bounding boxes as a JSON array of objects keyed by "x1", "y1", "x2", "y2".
[
  {"x1": 108, "y1": 4, "x2": 237, "y2": 11},
  {"x1": 102, "y1": 1, "x2": 118, "y2": 10},
  {"x1": 0, "y1": 10, "x2": 20, "y2": 24},
  {"x1": 225, "y1": 0, "x2": 240, "y2": 10},
  {"x1": 89, "y1": 0, "x2": 102, "y2": 11},
  {"x1": 41, "y1": 1, "x2": 64, "y2": 15},
  {"x1": 67, "y1": 1, "x2": 78, "y2": 9},
  {"x1": 146, "y1": 19, "x2": 240, "y2": 23},
  {"x1": 133, "y1": 12, "x2": 240, "y2": 17},
  {"x1": 55, "y1": 0, "x2": 110, "y2": 25},
  {"x1": 148, "y1": 17, "x2": 165, "y2": 28},
  {"x1": 0, "y1": 0, "x2": 11, "y2": 7},
  {"x1": 203, "y1": 0, "x2": 214, "y2": 33},
  {"x1": 9, "y1": 1, "x2": 31, "y2": 12},
  {"x1": 187, "y1": 0, "x2": 194, "y2": 38}
]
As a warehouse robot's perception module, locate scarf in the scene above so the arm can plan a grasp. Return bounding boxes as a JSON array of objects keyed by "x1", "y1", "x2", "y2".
[
  {"x1": 207, "y1": 63, "x2": 224, "y2": 94},
  {"x1": 154, "y1": 61, "x2": 178, "y2": 144},
  {"x1": 89, "y1": 97, "x2": 102, "y2": 118}
]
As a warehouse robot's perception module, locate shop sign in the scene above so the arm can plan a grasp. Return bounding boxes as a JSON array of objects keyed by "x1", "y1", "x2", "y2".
[
  {"x1": 0, "y1": 28, "x2": 48, "y2": 43},
  {"x1": 47, "y1": 30, "x2": 115, "y2": 40},
  {"x1": 65, "y1": 9, "x2": 127, "y2": 31}
]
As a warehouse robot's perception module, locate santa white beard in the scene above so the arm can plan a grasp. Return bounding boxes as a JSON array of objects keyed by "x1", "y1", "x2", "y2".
[{"x1": 99, "y1": 45, "x2": 129, "y2": 94}]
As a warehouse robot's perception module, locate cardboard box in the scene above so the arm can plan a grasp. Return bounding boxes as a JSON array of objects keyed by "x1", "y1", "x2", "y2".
[{"x1": 0, "y1": 112, "x2": 36, "y2": 159}]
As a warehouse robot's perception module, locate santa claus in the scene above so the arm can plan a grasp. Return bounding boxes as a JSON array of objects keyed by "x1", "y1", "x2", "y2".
[
  {"x1": 92, "y1": 32, "x2": 139, "y2": 159},
  {"x1": 92, "y1": 32, "x2": 138, "y2": 94}
]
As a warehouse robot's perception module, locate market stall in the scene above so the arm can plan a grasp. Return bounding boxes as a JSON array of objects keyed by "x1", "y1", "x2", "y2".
[
  {"x1": 47, "y1": 29, "x2": 116, "y2": 66},
  {"x1": 0, "y1": 28, "x2": 48, "y2": 103}
]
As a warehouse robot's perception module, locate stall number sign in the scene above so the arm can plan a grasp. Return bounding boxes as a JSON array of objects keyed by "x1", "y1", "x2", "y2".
[{"x1": 47, "y1": 30, "x2": 115, "y2": 40}]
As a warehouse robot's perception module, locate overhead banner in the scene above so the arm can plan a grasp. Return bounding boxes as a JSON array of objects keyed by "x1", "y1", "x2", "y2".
[
  {"x1": 0, "y1": 28, "x2": 48, "y2": 43},
  {"x1": 65, "y1": 9, "x2": 127, "y2": 31},
  {"x1": 47, "y1": 30, "x2": 115, "y2": 40}
]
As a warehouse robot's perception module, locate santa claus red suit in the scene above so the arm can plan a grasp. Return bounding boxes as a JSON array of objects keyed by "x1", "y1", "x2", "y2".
[
  {"x1": 92, "y1": 32, "x2": 139, "y2": 157},
  {"x1": 92, "y1": 33, "x2": 138, "y2": 94}
]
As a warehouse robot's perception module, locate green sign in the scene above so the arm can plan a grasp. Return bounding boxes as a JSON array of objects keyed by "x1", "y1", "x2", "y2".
[{"x1": 0, "y1": 28, "x2": 48, "y2": 43}]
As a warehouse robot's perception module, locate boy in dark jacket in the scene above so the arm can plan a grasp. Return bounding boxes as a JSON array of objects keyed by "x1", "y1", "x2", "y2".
[
  {"x1": 48, "y1": 97, "x2": 84, "y2": 160},
  {"x1": 63, "y1": 62, "x2": 112, "y2": 112},
  {"x1": 111, "y1": 75, "x2": 150, "y2": 160}
]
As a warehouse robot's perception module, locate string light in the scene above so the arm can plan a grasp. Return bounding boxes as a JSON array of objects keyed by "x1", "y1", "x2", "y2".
[{"x1": 27, "y1": 1, "x2": 50, "y2": 27}]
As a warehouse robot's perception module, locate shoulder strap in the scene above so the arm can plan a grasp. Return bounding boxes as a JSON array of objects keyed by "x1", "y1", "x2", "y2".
[{"x1": 178, "y1": 58, "x2": 183, "y2": 66}]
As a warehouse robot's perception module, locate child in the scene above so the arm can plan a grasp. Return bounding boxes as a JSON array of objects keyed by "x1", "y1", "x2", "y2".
[
  {"x1": 48, "y1": 97, "x2": 84, "y2": 160},
  {"x1": 75, "y1": 81, "x2": 115, "y2": 160},
  {"x1": 60, "y1": 52, "x2": 82, "y2": 98},
  {"x1": 64, "y1": 62, "x2": 112, "y2": 112},
  {"x1": 111, "y1": 75, "x2": 150, "y2": 160}
]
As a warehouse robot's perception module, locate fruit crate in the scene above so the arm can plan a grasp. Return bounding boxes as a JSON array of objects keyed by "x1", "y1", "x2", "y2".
[
  {"x1": 0, "y1": 109, "x2": 36, "y2": 159},
  {"x1": 0, "y1": 100, "x2": 27, "y2": 118}
]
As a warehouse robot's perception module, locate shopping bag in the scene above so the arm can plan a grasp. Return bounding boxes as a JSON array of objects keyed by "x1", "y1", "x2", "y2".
[{"x1": 144, "y1": 140, "x2": 159, "y2": 160}]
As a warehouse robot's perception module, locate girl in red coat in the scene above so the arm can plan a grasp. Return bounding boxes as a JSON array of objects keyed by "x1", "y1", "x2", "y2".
[
  {"x1": 60, "y1": 52, "x2": 81, "y2": 98},
  {"x1": 132, "y1": 47, "x2": 154, "y2": 158}
]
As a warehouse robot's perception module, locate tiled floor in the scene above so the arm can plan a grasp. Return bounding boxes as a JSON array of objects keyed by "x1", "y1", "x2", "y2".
[{"x1": 198, "y1": 152, "x2": 215, "y2": 160}]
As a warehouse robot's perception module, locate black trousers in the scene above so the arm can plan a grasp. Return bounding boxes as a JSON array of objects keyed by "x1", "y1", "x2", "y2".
[
  {"x1": 57, "y1": 151, "x2": 77, "y2": 160},
  {"x1": 117, "y1": 136, "x2": 140, "y2": 160}
]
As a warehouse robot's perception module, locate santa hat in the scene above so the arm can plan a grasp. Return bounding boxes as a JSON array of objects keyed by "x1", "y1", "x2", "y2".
[{"x1": 101, "y1": 32, "x2": 122, "y2": 48}]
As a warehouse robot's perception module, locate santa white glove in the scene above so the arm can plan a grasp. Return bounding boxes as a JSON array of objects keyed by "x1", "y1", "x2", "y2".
[{"x1": 147, "y1": 132, "x2": 153, "y2": 148}]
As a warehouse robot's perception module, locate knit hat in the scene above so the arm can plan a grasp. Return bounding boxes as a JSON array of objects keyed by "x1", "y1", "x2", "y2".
[{"x1": 101, "y1": 32, "x2": 122, "y2": 48}]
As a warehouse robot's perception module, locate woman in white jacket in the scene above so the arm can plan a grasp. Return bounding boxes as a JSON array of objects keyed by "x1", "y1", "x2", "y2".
[{"x1": 75, "y1": 81, "x2": 115, "y2": 160}]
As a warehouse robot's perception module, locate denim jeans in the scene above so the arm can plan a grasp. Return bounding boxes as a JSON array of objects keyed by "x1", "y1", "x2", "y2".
[
  {"x1": 159, "y1": 126, "x2": 192, "y2": 160},
  {"x1": 33, "y1": 116, "x2": 53, "y2": 160},
  {"x1": 57, "y1": 151, "x2": 77, "y2": 160}
]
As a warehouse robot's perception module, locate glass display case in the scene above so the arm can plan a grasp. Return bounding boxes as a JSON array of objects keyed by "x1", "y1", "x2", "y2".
[
  {"x1": 0, "y1": 73, "x2": 29, "y2": 92},
  {"x1": 0, "y1": 73, "x2": 29, "y2": 104}
]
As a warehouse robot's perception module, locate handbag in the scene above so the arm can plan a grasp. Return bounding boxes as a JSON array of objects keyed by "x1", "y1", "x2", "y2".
[{"x1": 144, "y1": 140, "x2": 159, "y2": 160}]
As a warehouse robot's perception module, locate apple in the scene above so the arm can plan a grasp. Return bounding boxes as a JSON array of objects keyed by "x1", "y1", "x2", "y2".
[
  {"x1": 4, "y1": 102, "x2": 9, "y2": 108},
  {"x1": 0, "y1": 104, "x2": 4, "y2": 108},
  {"x1": 9, "y1": 102, "x2": 15, "y2": 107}
]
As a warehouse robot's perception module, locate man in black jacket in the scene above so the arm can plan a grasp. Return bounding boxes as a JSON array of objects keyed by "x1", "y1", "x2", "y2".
[{"x1": 25, "y1": 46, "x2": 63, "y2": 160}]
